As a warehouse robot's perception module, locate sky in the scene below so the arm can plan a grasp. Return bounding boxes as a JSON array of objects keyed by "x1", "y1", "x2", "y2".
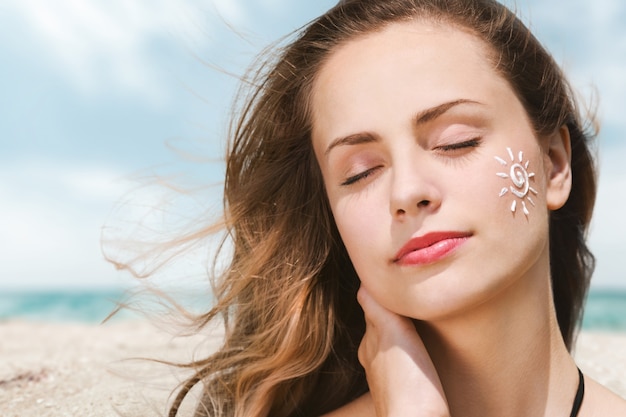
[{"x1": 0, "y1": 0, "x2": 625, "y2": 290}]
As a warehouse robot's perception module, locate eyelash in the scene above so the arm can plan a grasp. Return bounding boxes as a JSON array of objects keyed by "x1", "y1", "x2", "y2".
[
  {"x1": 435, "y1": 137, "x2": 482, "y2": 152},
  {"x1": 340, "y1": 138, "x2": 482, "y2": 187},
  {"x1": 341, "y1": 166, "x2": 381, "y2": 186}
]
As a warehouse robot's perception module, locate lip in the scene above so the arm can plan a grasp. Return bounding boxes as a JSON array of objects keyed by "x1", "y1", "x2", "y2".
[{"x1": 393, "y1": 231, "x2": 472, "y2": 266}]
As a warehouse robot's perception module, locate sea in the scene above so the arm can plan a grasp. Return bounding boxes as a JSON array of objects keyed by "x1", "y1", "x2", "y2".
[{"x1": 0, "y1": 288, "x2": 625, "y2": 331}]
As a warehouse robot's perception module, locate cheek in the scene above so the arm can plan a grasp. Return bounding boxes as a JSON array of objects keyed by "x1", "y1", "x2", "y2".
[{"x1": 331, "y1": 194, "x2": 387, "y2": 269}]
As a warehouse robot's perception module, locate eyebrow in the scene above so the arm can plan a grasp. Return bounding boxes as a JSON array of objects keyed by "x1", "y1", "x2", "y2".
[
  {"x1": 323, "y1": 98, "x2": 483, "y2": 157},
  {"x1": 324, "y1": 132, "x2": 377, "y2": 157},
  {"x1": 414, "y1": 99, "x2": 482, "y2": 126}
]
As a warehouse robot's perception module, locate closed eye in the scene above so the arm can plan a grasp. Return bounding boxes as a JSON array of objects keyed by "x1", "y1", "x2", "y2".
[
  {"x1": 341, "y1": 166, "x2": 382, "y2": 186},
  {"x1": 435, "y1": 138, "x2": 481, "y2": 152}
]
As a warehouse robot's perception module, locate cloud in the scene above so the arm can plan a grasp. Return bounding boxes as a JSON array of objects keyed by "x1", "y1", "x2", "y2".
[
  {"x1": 0, "y1": 158, "x2": 220, "y2": 289},
  {"x1": 0, "y1": 159, "x2": 131, "y2": 288},
  {"x1": 522, "y1": 0, "x2": 626, "y2": 134},
  {"x1": 588, "y1": 144, "x2": 626, "y2": 288},
  {"x1": 212, "y1": 0, "x2": 248, "y2": 26},
  {"x1": 0, "y1": 0, "x2": 333, "y2": 107},
  {"x1": 1, "y1": 0, "x2": 212, "y2": 103}
]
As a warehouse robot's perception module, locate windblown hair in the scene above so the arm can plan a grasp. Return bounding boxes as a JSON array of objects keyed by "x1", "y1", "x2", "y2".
[{"x1": 166, "y1": 0, "x2": 597, "y2": 415}]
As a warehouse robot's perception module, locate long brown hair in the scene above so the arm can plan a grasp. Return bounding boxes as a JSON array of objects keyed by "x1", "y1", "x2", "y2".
[{"x1": 163, "y1": 0, "x2": 597, "y2": 415}]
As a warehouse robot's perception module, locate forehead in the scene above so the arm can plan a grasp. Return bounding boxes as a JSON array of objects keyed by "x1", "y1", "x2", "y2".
[{"x1": 310, "y1": 20, "x2": 511, "y2": 139}]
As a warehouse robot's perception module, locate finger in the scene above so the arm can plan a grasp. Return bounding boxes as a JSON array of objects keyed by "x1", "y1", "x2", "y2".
[
  {"x1": 357, "y1": 286, "x2": 413, "y2": 332},
  {"x1": 357, "y1": 288, "x2": 381, "y2": 366},
  {"x1": 357, "y1": 286, "x2": 391, "y2": 327},
  {"x1": 356, "y1": 286, "x2": 375, "y2": 328}
]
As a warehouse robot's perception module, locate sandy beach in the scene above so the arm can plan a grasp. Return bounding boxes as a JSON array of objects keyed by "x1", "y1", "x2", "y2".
[
  {"x1": 0, "y1": 320, "x2": 218, "y2": 417},
  {"x1": 1, "y1": 320, "x2": 625, "y2": 417}
]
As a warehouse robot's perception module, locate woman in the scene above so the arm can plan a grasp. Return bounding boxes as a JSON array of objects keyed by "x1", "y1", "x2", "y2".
[{"x1": 165, "y1": 0, "x2": 626, "y2": 416}]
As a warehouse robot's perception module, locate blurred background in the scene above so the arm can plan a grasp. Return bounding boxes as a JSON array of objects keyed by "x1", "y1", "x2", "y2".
[{"x1": 0, "y1": 0, "x2": 625, "y2": 326}]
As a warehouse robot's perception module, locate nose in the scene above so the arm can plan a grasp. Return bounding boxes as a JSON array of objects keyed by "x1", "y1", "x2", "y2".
[{"x1": 389, "y1": 160, "x2": 441, "y2": 219}]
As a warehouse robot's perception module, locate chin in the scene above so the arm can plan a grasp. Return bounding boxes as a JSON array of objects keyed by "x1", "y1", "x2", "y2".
[{"x1": 393, "y1": 274, "x2": 511, "y2": 323}]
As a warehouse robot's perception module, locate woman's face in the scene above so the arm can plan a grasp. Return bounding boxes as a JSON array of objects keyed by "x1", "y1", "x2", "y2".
[{"x1": 311, "y1": 21, "x2": 569, "y2": 321}]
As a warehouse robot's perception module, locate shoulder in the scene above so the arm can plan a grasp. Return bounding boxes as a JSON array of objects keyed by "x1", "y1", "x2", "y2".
[{"x1": 582, "y1": 376, "x2": 626, "y2": 416}]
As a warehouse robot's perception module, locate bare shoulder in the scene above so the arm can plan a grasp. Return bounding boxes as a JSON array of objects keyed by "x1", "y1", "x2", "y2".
[
  {"x1": 582, "y1": 376, "x2": 626, "y2": 416},
  {"x1": 320, "y1": 393, "x2": 376, "y2": 417}
]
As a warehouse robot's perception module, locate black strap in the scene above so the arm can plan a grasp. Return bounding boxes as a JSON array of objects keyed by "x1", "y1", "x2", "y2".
[{"x1": 569, "y1": 368, "x2": 585, "y2": 417}]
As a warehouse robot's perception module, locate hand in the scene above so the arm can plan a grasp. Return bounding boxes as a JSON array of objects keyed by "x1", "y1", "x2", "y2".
[{"x1": 357, "y1": 286, "x2": 450, "y2": 417}]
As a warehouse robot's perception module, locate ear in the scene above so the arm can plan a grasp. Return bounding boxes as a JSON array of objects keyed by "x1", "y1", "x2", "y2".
[{"x1": 545, "y1": 125, "x2": 572, "y2": 210}]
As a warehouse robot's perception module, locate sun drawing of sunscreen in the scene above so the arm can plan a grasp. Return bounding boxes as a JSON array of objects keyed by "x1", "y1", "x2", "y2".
[{"x1": 495, "y1": 147, "x2": 538, "y2": 217}]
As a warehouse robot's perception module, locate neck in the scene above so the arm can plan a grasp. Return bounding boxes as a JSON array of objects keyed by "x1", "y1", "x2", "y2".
[{"x1": 416, "y1": 256, "x2": 580, "y2": 417}]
